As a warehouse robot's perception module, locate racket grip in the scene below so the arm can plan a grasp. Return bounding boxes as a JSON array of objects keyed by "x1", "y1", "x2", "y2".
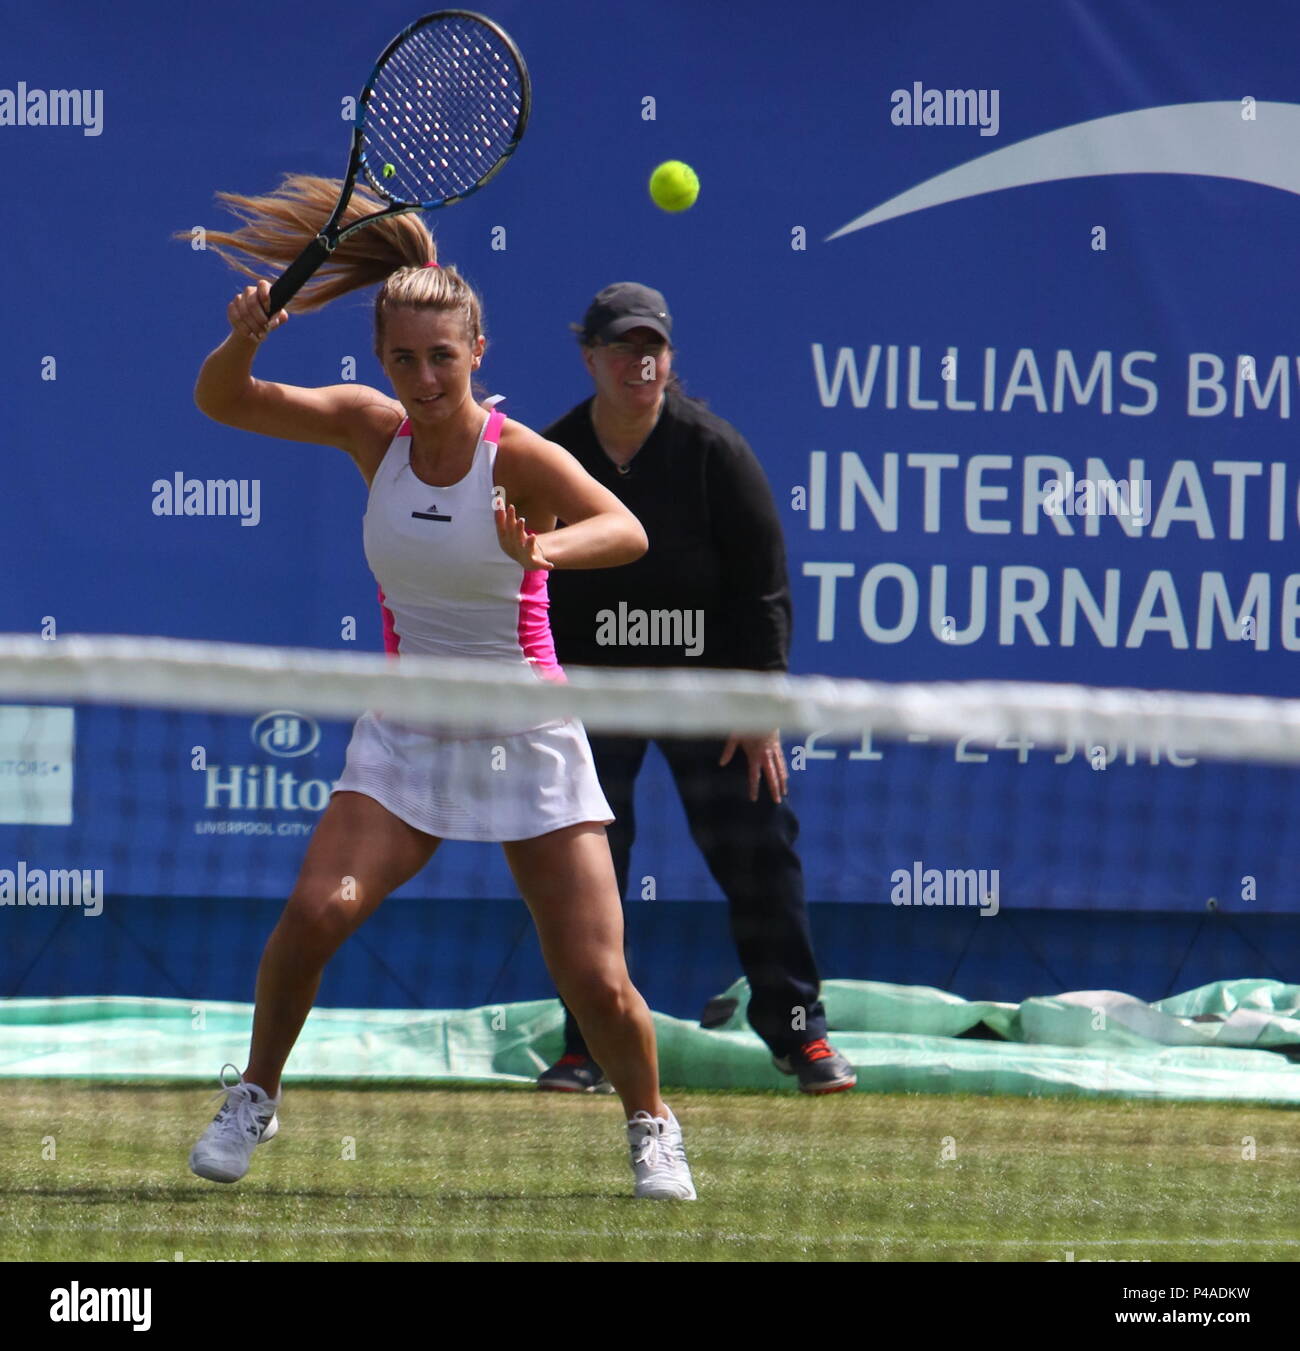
[{"x1": 266, "y1": 237, "x2": 332, "y2": 317}]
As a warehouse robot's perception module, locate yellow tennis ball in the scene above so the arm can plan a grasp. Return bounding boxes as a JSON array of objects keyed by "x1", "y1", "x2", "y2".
[{"x1": 649, "y1": 160, "x2": 699, "y2": 212}]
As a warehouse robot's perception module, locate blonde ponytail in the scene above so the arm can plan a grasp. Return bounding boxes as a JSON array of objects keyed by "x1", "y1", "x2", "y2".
[{"x1": 191, "y1": 172, "x2": 486, "y2": 352}]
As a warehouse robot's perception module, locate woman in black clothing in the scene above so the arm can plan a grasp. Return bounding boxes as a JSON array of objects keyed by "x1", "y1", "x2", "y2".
[{"x1": 540, "y1": 282, "x2": 856, "y2": 1095}]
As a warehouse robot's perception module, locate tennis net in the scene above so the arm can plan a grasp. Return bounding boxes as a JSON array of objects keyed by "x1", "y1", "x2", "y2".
[
  {"x1": 2, "y1": 630, "x2": 1297, "y2": 982},
  {"x1": 1, "y1": 626, "x2": 1296, "y2": 1018}
]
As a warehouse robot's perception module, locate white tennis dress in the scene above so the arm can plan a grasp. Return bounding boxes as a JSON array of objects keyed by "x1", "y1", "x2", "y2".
[{"x1": 332, "y1": 407, "x2": 613, "y2": 841}]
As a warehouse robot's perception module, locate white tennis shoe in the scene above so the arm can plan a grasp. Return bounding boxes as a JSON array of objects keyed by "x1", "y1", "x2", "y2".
[
  {"x1": 627, "y1": 1106, "x2": 696, "y2": 1200},
  {"x1": 189, "y1": 1064, "x2": 280, "y2": 1184}
]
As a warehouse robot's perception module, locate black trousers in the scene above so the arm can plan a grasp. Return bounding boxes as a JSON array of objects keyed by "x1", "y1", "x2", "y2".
[{"x1": 560, "y1": 734, "x2": 827, "y2": 1059}]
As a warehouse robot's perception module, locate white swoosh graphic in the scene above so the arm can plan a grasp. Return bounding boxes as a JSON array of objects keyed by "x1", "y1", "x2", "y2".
[{"x1": 827, "y1": 101, "x2": 1300, "y2": 240}]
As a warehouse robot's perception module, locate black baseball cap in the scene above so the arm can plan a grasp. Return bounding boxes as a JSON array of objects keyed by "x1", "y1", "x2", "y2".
[{"x1": 576, "y1": 282, "x2": 672, "y2": 344}]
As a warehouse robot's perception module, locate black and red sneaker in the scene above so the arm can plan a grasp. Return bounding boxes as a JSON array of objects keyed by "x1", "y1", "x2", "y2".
[
  {"x1": 537, "y1": 1053, "x2": 614, "y2": 1094},
  {"x1": 772, "y1": 1038, "x2": 857, "y2": 1094}
]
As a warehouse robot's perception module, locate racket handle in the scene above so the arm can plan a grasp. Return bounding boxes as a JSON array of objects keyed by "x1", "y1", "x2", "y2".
[{"x1": 266, "y1": 236, "x2": 332, "y2": 317}]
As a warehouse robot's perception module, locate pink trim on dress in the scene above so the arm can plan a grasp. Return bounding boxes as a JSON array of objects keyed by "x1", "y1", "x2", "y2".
[
  {"x1": 484, "y1": 408, "x2": 566, "y2": 684},
  {"x1": 517, "y1": 567, "x2": 564, "y2": 682},
  {"x1": 378, "y1": 586, "x2": 401, "y2": 656},
  {"x1": 376, "y1": 420, "x2": 410, "y2": 655}
]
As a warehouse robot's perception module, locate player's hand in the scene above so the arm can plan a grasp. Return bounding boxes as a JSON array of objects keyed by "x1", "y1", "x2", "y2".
[
  {"x1": 494, "y1": 497, "x2": 553, "y2": 570},
  {"x1": 720, "y1": 730, "x2": 787, "y2": 803},
  {"x1": 228, "y1": 280, "x2": 288, "y2": 345}
]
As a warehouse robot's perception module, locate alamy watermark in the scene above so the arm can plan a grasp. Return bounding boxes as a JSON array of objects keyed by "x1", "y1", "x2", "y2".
[
  {"x1": 50, "y1": 1284, "x2": 149, "y2": 1330},
  {"x1": 595, "y1": 602, "x2": 704, "y2": 656},
  {"x1": 152, "y1": 474, "x2": 261, "y2": 526},
  {"x1": 0, "y1": 861, "x2": 103, "y2": 916},
  {"x1": 891, "y1": 860, "x2": 999, "y2": 917},
  {"x1": 1042, "y1": 474, "x2": 1152, "y2": 523},
  {"x1": 891, "y1": 82, "x2": 999, "y2": 136},
  {"x1": 0, "y1": 83, "x2": 103, "y2": 136}
]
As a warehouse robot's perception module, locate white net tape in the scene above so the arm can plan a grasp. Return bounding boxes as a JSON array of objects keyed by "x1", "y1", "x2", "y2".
[{"x1": 0, "y1": 635, "x2": 1294, "y2": 766}]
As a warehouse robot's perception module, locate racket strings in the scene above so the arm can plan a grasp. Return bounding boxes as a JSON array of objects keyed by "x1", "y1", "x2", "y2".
[{"x1": 361, "y1": 18, "x2": 525, "y2": 207}]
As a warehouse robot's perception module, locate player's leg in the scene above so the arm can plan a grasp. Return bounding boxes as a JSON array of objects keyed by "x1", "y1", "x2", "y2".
[
  {"x1": 544, "y1": 735, "x2": 647, "y2": 1084},
  {"x1": 661, "y1": 737, "x2": 855, "y2": 1092},
  {"x1": 190, "y1": 791, "x2": 439, "y2": 1182},
  {"x1": 244, "y1": 790, "x2": 440, "y2": 1095},
  {"x1": 507, "y1": 821, "x2": 657, "y2": 1108},
  {"x1": 504, "y1": 821, "x2": 695, "y2": 1198}
]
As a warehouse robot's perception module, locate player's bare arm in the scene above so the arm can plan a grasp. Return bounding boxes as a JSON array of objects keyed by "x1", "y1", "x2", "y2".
[
  {"x1": 194, "y1": 278, "x2": 401, "y2": 477},
  {"x1": 494, "y1": 419, "x2": 647, "y2": 569}
]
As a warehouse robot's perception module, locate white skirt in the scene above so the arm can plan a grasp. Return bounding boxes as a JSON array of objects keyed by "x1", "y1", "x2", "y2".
[{"x1": 332, "y1": 711, "x2": 614, "y2": 842}]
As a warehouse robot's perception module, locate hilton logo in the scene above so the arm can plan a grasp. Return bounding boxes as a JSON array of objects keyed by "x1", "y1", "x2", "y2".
[{"x1": 250, "y1": 711, "x2": 321, "y2": 759}]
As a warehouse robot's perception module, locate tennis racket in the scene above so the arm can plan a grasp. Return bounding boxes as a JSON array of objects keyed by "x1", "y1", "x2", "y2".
[{"x1": 265, "y1": 9, "x2": 530, "y2": 316}]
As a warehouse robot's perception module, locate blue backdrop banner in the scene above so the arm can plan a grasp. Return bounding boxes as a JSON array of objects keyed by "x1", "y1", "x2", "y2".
[{"x1": 2, "y1": 0, "x2": 1297, "y2": 914}]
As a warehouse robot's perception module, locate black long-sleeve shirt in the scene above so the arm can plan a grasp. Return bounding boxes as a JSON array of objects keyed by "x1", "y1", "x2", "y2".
[{"x1": 543, "y1": 390, "x2": 792, "y2": 671}]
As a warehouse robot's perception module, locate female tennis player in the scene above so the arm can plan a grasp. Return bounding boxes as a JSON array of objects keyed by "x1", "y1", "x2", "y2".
[{"x1": 184, "y1": 175, "x2": 695, "y2": 1200}]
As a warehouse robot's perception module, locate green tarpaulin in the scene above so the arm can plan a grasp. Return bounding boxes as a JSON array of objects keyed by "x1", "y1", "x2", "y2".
[{"x1": 3, "y1": 978, "x2": 1300, "y2": 1103}]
